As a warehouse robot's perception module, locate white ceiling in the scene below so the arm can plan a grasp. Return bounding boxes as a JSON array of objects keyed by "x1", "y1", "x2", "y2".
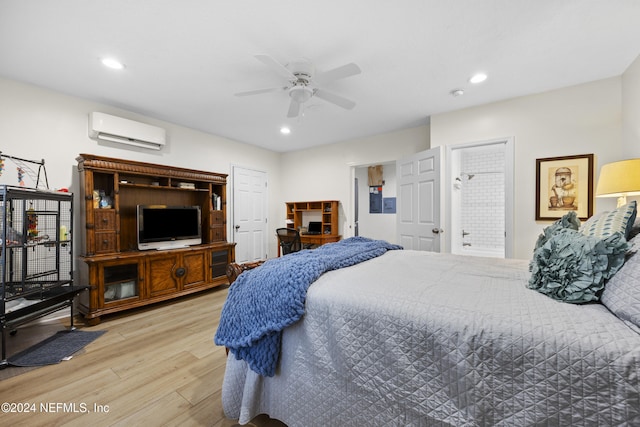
[{"x1": 1, "y1": 1, "x2": 639, "y2": 153}]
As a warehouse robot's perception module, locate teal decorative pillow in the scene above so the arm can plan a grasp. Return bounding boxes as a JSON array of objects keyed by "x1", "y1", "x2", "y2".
[
  {"x1": 580, "y1": 201, "x2": 637, "y2": 240},
  {"x1": 533, "y1": 210, "x2": 580, "y2": 252},
  {"x1": 528, "y1": 228, "x2": 629, "y2": 303}
]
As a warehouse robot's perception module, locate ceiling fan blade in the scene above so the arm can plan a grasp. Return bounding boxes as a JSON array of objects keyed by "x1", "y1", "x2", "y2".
[
  {"x1": 314, "y1": 89, "x2": 356, "y2": 110},
  {"x1": 314, "y1": 63, "x2": 361, "y2": 83},
  {"x1": 235, "y1": 87, "x2": 286, "y2": 97},
  {"x1": 255, "y1": 54, "x2": 297, "y2": 80},
  {"x1": 287, "y1": 99, "x2": 301, "y2": 118}
]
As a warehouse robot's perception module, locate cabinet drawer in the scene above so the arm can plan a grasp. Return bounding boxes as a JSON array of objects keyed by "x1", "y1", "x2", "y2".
[
  {"x1": 211, "y1": 225, "x2": 225, "y2": 241},
  {"x1": 211, "y1": 210, "x2": 224, "y2": 225},
  {"x1": 94, "y1": 209, "x2": 116, "y2": 231},
  {"x1": 95, "y1": 232, "x2": 117, "y2": 253}
]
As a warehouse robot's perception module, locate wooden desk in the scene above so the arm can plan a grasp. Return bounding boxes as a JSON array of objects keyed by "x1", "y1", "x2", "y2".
[
  {"x1": 282, "y1": 200, "x2": 341, "y2": 256},
  {"x1": 301, "y1": 234, "x2": 341, "y2": 246},
  {"x1": 277, "y1": 234, "x2": 341, "y2": 256}
]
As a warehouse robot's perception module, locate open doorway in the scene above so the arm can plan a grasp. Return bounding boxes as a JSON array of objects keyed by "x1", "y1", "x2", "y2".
[
  {"x1": 352, "y1": 161, "x2": 397, "y2": 243},
  {"x1": 446, "y1": 137, "x2": 514, "y2": 258}
]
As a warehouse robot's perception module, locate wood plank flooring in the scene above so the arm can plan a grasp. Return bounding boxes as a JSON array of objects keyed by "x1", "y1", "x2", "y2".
[{"x1": 0, "y1": 286, "x2": 285, "y2": 427}]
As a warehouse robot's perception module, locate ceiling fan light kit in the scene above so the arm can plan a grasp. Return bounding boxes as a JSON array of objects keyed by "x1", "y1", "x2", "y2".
[
  {"x1": 289, "y1": 85, "x2": 313, "y2": 103},
  {"x1": 235, "y1": 54, "x2": 361, "y2": 118}
]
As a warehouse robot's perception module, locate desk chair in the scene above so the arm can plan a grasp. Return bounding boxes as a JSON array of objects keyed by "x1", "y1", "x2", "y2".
[{"x1": 276, "y1": 228, "x2": 302, "y2": 255}]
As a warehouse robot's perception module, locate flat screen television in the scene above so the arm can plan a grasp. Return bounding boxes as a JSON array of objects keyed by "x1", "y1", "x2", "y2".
[{"x1": 137, "y1": 205, "x2": 202, "y2": 250}]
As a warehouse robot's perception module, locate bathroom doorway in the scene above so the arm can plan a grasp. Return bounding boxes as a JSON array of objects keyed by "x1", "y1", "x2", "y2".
[{"x1": 447, "y1": 138, "x2": 514, "y2": 258}]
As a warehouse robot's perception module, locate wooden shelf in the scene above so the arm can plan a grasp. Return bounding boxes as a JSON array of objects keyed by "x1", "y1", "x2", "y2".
[{"x1": 119, "y1": 182, "x2": 211, "y2": 192}]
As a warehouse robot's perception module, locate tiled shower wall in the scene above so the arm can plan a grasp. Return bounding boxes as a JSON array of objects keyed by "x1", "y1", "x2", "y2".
[{"x1": 460, "y1": 147, "x2": 505, "y2": 251}]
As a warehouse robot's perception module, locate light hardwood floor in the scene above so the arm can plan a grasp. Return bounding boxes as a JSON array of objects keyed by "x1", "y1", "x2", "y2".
[{"x1": 0, "y1": 286, "x2": 285, "y2": 427}]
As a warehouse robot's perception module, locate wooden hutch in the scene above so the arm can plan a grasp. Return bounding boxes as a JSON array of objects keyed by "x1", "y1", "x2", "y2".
[
  {"x1": 76, "y1": 154, "x2": 234, "y2": 324},
  {"x1": 285, "y1": 200, "x2": 341, "y2": 248}
]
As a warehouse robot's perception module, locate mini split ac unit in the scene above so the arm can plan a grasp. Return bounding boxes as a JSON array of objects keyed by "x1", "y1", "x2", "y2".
[{"x1": 89, "y1": 112, "x2": 166, "y2": 150}]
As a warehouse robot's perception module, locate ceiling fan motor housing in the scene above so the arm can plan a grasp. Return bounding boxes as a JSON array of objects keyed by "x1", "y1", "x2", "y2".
[{"x1": 286, "y1": 60, "x2": 315, "y2": 84}]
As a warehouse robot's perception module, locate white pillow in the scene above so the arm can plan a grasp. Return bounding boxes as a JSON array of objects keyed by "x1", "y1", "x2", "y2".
[
  {"x1": 600, "y1": 232, "x2": 640, "y2": 329},
  {"x1": 580, "y1": 201, "x2": 637, "y2": 240}
]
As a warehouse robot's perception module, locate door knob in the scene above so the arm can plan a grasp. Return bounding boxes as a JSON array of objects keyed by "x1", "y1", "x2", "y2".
[
  {"x1": 432, "y1": 228, "x2": 443, "y2": 234},
  {"x1": 235, "y1": 225, "x2": 240, "y2": 231}
]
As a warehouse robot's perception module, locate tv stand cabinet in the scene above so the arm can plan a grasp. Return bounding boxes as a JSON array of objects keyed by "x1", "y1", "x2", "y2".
[{"x1": 76, "y1": 154, "x2": 235, "y2": 325}]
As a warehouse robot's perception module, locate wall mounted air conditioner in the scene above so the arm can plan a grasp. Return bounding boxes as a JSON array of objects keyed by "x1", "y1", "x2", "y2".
[{"x1": 89, "y1": 112, "x2": 166, "y2": 150}]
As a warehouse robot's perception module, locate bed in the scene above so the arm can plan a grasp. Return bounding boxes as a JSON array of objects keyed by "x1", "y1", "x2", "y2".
[{"x1": 216, "y1": 206, "x2": 640, "y2": 426}]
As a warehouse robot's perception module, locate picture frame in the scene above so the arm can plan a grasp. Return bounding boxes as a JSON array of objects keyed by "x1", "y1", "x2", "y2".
[{"x1": 536, "y1": 154, "x2": 594, "y2": 221}]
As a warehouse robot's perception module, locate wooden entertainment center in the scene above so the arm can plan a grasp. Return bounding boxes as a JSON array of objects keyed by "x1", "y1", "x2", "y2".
[{"x1": 76, "y1": 154, "x2": 235, "y2": 324}]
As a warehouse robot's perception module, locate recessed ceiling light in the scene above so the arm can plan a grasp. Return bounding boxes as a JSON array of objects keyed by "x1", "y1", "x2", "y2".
[
  {"x1": 280, "y1": 127, "x2": 291, "y2": 135},
  {"x1": 101, "y1": 57, "x2": 125, "y2": 70},
  {"x1": 450, "y1": 89, "x2": 464, "y2": 97},
  {"x1": 469, "y1": 73, "x2": 487, "y2": 84}
]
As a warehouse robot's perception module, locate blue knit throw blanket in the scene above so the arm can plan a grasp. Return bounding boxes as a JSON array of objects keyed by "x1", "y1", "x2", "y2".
[{"x1": 214, "y1": 237, "x2": 402, "y2": 376}]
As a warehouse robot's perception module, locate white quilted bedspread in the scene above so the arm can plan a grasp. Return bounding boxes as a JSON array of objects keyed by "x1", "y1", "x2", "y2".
[{"x1": 221, "y1": 250, "x2": 640, "y2": 426}]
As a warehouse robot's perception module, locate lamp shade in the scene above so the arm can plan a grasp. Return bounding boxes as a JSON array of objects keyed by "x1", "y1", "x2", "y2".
[{"x1": 596, "y1": 158, "x2": 640, "y2": 201}]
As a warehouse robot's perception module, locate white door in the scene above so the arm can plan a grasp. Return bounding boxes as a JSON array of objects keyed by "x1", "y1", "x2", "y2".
[
  {"x1": 396, "y1": 147, "x2": 442, "y2": 251},
  {"x1": 232, "y1": 166, "x2": 267, "y2": 263}
]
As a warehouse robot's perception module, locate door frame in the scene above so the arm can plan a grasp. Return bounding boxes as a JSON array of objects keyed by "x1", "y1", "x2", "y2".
[{"x1": 444, "y1": 137, "x2": 514, "y2": 258}]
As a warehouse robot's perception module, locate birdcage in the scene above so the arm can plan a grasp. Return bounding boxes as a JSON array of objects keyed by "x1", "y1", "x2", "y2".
[{"x1": 0, "y1": 185, "x2": 83, "y2": 366}]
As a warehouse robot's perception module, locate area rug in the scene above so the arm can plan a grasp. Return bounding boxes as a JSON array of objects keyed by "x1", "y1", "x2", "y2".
[{"x1": 8, "y1": 330, "x2": 106, "y2": 367}]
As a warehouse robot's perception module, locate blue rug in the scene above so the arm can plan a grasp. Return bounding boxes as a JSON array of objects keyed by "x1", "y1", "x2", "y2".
[{"x1": 8, "y1": 330, "x2": 106, "y2": 367}]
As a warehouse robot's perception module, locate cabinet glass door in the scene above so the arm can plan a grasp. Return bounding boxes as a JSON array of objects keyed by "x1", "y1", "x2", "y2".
[{"x1": 102, "y1": 262, "x2": 140, "y2": 304}]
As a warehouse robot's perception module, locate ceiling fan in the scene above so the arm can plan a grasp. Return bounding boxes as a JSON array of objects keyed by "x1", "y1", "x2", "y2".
[{"x1": 235, "y1": 55, "x2": 361, "y2": 118}]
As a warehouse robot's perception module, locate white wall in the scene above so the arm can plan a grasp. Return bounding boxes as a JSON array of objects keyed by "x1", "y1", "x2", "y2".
[
  {"x1": 0, "y1": 77, "x2": 428, "y2": 258},
  {"x1": 5, "y1": 56, "x2": 638, "y2": 262},
  {"x1": 0, "y1": 77, "x2": 283, "y2": 256},
  {"x1": 279, "y1": 126, "x2": 430, "y2": 238},
  {"x1": 620, "y1": 54, "x2": 640, "y2": 215},
  {"x1": 622, "y1": 54, "x2": 640, "y2": 158},
  {"x1": 431, "y1": 77, "x2": 623, "y2": 259}
]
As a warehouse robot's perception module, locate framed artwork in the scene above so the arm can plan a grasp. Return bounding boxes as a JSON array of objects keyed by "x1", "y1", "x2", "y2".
[{"x1": 536, "y1": 154, "x2": 594, "y2": 221}]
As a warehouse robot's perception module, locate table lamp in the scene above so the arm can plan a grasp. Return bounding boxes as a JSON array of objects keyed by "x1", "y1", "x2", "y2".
[{"x1": 595, "y1": 158, "x2": 640, "y2": 207}]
